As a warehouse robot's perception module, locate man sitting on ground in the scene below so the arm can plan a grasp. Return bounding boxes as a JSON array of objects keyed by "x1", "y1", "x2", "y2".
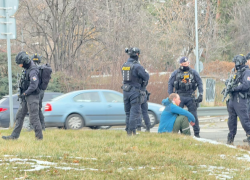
[{"x1": 158, "y1": 93, "x2": 195, "y2": 135}]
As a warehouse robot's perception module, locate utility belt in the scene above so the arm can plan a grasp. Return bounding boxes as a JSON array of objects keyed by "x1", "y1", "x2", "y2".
[
  {"x1": 121, "y1": 84, "x2": 147, "y2": 104},
  {"x1": 177, "y1": 92, "x2": 194, "y2": 98},
  {"x1": 232, "y1": 92, "x2": 248, "y2": 99}
]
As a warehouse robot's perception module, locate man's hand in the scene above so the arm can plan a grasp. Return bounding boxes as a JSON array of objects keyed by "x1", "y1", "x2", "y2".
[
  {"x1": 18, "y1": 93, "x2": 26, "y2": 99},
  {"x1": 195, "y1": 94, "x2": 203, "y2": 103},
  {"x1": 190, "y1": 122, "x2": 195, "y2": 126}
]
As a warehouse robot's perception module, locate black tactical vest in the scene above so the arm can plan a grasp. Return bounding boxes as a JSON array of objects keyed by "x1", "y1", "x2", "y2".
[
  {"x1": 122, "y1": 61, "x2": 142, "y2": 84},
  {"x1": 20, "y1": 66, "x2": 40, "y2": 95},
  {"x1": 174, "y1": 69, "x2": 197, "y2": 93}
]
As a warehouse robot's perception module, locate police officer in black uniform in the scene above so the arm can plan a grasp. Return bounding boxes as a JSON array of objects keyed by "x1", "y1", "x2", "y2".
[
  {"x1": 226, "y1": 55, "x2": 250, "y2": 145},
  {"x1": 137, "y1": 82, "x2": 151, "y2": 132},
  {"x1": 31, "y1": 53, "x2": 45, "y2": 130},
  {"x1": 122, "y1": 47, "x2": 149, "y2": 136},
  {"x1": 2, "y1": 51, "x2": 43, "y2": 140},
  {"x1": 168, "y1": 57, "x2": 203, "y2": 138},
  {"x1": 242, "y1": 53, "x2": 250, "y2": 143}
]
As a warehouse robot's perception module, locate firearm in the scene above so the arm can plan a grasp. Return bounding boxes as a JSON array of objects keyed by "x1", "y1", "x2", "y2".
[
  {"x1": 221, "y1": 68, "x2": 241, "y2": 102},
  {"x1": 17, "y1": 70, "x2": 25, "y2": 101},
  {"x1": 221, "y1": 68, "x2": 236, "y2": 102}
]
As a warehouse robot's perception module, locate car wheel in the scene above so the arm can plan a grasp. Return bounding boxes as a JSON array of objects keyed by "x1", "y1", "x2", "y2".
[
  {"x1": 65, "y1": 114, "x2": 84, "y2": 130},
  {"x1": 141, "y1": 111, "x2": 156, "y2": 128},
  {"x1": 89, "y1": 126, "x2": 112, "y2": 130}
]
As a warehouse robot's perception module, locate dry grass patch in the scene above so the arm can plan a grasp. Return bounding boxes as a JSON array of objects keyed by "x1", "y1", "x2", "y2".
[{"x1": 0, "y1": 129, "x2": 249, "y2": 179}]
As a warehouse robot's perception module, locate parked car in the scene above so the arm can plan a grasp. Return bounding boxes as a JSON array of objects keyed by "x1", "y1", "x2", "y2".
[
  {"x1": 0, "y1": 92, "x2": 63, "y2": 128},
  {"x1": 43, "y1": 89, "x2": 165, "y2": 130}
]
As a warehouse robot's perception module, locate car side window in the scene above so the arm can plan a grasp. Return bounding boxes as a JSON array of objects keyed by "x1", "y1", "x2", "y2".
[
  {"x1": 73, "y1": 92, "x2": 101, "y2": 102},
  {"x1": 103, "y1": 92, "x2": 123, "y2": 103}
]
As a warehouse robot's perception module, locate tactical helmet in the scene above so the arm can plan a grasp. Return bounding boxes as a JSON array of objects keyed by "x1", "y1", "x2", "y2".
[
  {"x1": 125, "y1": 47, "x2": 140, "y2": 56},
  {"x1": 31, "y1": 53, "x2": 42, "y2": 64},
  {"x1": 15, "y1": 51, "x2": 30, "y2": 65},
  {"x1": 232, "y1": 54, "x2": 246, "y2": 66},
  {"x1": 246, "y1": 53, "x2": 250, "y2": 60}
]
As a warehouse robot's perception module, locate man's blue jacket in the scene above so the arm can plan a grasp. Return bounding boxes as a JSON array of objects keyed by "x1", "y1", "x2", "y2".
[{"x1": 158, "y1": 98, "x2": 195, "y2": 133}]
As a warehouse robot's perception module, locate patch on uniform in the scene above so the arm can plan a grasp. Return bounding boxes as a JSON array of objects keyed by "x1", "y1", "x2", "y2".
[
  {"x1": 32, "y1": 76, "x2": 37, "y2": 81},
  {"x1": 247, "y1": 77, "x2": 250, "y2": 81}
]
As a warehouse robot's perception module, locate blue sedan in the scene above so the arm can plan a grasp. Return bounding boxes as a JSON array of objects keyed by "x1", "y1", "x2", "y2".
[{"x1": 43, "y1": 89, "x2": 165, "y2": 129}]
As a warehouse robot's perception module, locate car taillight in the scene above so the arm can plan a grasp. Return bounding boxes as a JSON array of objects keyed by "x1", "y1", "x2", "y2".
[
  {"x1": 0, "y1": 108, "x2": 7, "y2": 112},
  {"x1": 45, "y1": 103, "x2": 52, "y2": 111}
]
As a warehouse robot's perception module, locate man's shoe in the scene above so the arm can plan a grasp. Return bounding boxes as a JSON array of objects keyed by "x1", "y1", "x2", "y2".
[
  {"x1": 227, "y1": 134, "x2": 234, "y2": 145},
  {"x1": 2, "y1": 135, "x2": 18, "y2": 140},
  {"x1": 243, "y1": 139, "x2": 248, "y2": 142},
  {"x1": 194, "y1": 134, "x2": 200, "y2": 138},
  {"x1": 247, "y1": 135, "x2": 250, "y2": 146},
  {"x1": 127, "y1": 130, "x2": 132, "y2": 136},
  {"x1": 132, "y1": 130, "x2": 137, "y2": 136},
  {"x1": 145, "y1": 127, "x2": 150, "y2": 132}
]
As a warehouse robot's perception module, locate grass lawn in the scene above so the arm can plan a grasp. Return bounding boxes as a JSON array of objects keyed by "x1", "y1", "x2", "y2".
[{"x1": 0, "y1": 129, "x2": 250, "y2": 179}]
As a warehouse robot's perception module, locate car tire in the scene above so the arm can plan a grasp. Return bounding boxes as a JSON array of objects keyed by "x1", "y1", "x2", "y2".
[
  {"x1": 141, "y1": 111, "x2": 156, "y2": 128},
  {"x1": 65, "y1": 114, "x2": 84, "y2": 130},
  {"x1": 89, "y1": 126, "x2": 112, "y2": 130}
]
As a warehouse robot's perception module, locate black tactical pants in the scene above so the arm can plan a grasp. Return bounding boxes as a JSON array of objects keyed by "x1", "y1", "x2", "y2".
[
  {"x1": 137, "y1": 96, "x2": 151, "y2": 129},
  {"x1": 39, "y1": 90, "x2": 45, "y2": 130},
  {"x1": 179, "y1": 95, "x2": 200, "y2": 136},
  {"x1": 227, "y1": 95, "x2": 250, "y2": 138},
  {"x1": 11, "y1": 94, "x2": 43, "y2": 139},
  {"x1": 124, "y1": 88, "x2": 141, "y2": 131}
]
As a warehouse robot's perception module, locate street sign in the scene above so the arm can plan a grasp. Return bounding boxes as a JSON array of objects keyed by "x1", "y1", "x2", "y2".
[
  {"x1": 195, "y1": 61, "x2": 203, "y2": 73},
  {"x1": 0, "y1": 17, "x2": 16, "y2": 39},
  {"x1": 0, "y1": 0, "x2": 19, "y2": 128},
  {"x1": 0, "y1": 0, "x2": 19, "y2": 17}
]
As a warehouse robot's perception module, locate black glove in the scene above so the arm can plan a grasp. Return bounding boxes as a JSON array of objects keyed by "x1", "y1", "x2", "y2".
[
  {"x1": 18, "y1": 93, "x2": 26, "y2": 99},
  {"x1": 196, "y1": 94, "x2": 203, "y2": 103},
  {"x1": 230, "y1": 85, "x2": 238, "y2": 92}
]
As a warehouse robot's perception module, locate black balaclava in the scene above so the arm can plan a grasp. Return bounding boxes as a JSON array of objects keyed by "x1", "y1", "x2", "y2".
[
  {"x1": 23, "y1": 61, "x2": 31, "y2": 69},
  {"x1": 130, "y1": 55, "x2": 139, "y2": 61},
  {"x1": 180, "y1": 66, "x2": 189, "y2": 71},
  {"x1": 236, "y1": 64, "x2": 245, "y2": 71}
]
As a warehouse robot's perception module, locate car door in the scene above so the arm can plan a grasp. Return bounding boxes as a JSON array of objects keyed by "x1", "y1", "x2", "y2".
[
  {"x1": 101, "y1": 91, "x2": 126, "y2": 124},
  {"x1": 73, "y1": 91, "x2": 107, "y2": 125}
]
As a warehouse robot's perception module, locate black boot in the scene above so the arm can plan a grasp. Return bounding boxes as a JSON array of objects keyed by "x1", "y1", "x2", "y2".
[
  {"x1": 194, "y1": 134, "x2": 200, "y2": 138},
  {"x1": 127, "y1": 130, "x2": 132, "y2": 136},
  {"x1": 132, "y1": 130, "x2": 136, "y2": 136},
  {"x1": 2, "y1": 135, "x2": 18, "y2": 140},
  {"x1": 227, "y1": 134, "x2": 234, "y2": 145},
  {"x1": 247, "y1": 135, "x2": 250, "y2": 146},
  {"x1": 145, "y1": 126, "x2": 150, "y2": 132}
]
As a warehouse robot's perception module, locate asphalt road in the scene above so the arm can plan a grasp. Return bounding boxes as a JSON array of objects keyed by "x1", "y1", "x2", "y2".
[{"x1": 112, "y1": 120, "x2": 249, "y2": 146}]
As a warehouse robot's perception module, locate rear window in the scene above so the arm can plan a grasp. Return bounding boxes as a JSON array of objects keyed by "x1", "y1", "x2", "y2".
[
  {"x1": 0, "y1": 96, "x2": 19, "y2": 106},
  {"x1": 0, "y1": 98, "x2": 7, "y2": 105},
  {"x1": 51, "y1": 93, "x2": 69, "y2": 101},
  {"x1": 43, "y1": 94, "x2": 62, "y2": 102}
]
